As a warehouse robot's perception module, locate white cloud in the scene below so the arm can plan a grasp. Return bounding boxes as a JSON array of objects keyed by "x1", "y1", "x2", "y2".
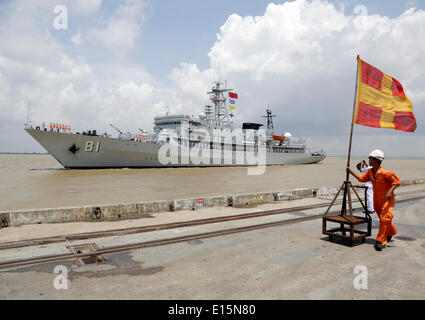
[
  {"x1": 203, "y1": 0, "x2": 425, "y2": 157},
  {"x1": 118, "y1": 82, "x2": 153, "y2": 107},
  {"x1": 0, "y1": 1, "x2": 154, "y2": 151},
  {"x1": 86, "y1": 1, "x2": 148, "y2": 56},
  {"x1": 209, "y1": 0, "x2": 425, "y2": 89},
  {"x1": 168, "y1": 63, "x2": 218, "y2": 113},
  {"x1": 0, "y1": 14, "x2": 62, "y2": 65},
  {"x1": 0, "y1": 0, "x2": 424, "y2": 158},
  {"x1": 209, "y1": 1, "x2": 348, "y2": 79},
  {"x1": 71, "y1": 32, "x2": 85, "y2": 45},
  {"x1": 72, "y1": 0, "x2": 102, "y2": 16}
]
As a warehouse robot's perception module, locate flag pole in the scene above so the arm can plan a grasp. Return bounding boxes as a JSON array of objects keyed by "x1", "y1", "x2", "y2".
[
  {"x1": 322, "y1": 55, "x2": 371, "y2": 239},
  {"x1": 340, "y1": 55, "x2": 360, "y2": 217},
  {"x1": 346, "y1": 54, "x2": 360, "y2": 182}
]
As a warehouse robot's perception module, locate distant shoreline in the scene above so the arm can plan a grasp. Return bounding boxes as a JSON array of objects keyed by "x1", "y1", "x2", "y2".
[
  {"x1": 1, "y1": 153, "x2": 424, "y2": 159},
  {"x1": 0, "y1": 152, "x2": 48, "y2": 154}
]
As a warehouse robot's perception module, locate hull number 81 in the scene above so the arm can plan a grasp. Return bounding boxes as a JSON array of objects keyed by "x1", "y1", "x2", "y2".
[{"x1": 85, "y1": 141, "x2": 100, "y2": 152}]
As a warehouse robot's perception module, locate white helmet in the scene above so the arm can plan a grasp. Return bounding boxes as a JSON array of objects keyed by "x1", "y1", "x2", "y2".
[{"x1": 369, "y1": 149, "x2": 384, "y2": 161}]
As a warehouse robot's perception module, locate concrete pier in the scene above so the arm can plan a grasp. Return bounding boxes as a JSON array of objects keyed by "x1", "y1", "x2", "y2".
[
  {"x1": 0, "y1": 178, "x2": 423, "y2": 227},
  {"x1": 0, "y1": 182, "x2": 424, "y2": 300}
]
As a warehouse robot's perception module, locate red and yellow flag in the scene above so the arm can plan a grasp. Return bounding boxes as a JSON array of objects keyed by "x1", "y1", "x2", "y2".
[{"x1": 354, "y1": 57, "x2": 416, "y2": 132}]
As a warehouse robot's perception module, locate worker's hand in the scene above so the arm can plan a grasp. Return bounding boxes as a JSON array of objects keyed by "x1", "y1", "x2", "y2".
[
  {"x1": 386, "y1": 191, "x2": 393, "y2": 200},
  {"x1": 346, "y1": 167, "x2": 353, "y2": 175}
]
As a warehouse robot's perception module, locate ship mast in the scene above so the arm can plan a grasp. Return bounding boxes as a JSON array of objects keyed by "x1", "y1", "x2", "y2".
[
  {"x1": 207, "y1": 81, "x2": 232, "y2": 130},
  {"x1": 262, "y1": 107, "x2": 276, "y2": 136}
]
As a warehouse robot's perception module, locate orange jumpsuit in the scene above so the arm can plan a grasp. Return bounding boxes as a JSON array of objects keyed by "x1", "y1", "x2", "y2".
[{"x1": 358, "y1": 167, "x2": 400, "y2": 246}]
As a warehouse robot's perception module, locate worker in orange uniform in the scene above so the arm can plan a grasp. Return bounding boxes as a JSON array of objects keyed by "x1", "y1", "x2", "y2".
[{"x1": 347, "y1": 150, "x2": 400, "y2": 251}]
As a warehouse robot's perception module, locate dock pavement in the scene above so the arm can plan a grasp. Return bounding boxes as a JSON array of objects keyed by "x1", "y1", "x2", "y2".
[{"x1": 0, "y1": 184, "x2": 424, "y2": 300}]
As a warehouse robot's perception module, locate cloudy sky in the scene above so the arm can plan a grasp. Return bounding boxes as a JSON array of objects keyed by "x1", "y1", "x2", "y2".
[{"x1": 0, "y1": 0, "x2": 424, "y2": 157}]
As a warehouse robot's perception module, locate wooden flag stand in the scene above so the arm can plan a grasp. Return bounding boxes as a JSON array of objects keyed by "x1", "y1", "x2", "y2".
[
  {"x1": 322, "y1": 55, "x2": 372, "y2": 246},
  {"x1": 322, "y1": 181, "x2": 372, "y2": 246}
]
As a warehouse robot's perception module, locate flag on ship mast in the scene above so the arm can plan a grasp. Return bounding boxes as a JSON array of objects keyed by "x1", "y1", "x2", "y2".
[
  {"x1": 228, "y1": 92, "x2": 238, "y2": 117},
  {"x1": 354, "y1": 57, "x2": 417, "y2": 132},
  {"x1": 229, "y1": 92, "x2": 238, "y2": 99}
]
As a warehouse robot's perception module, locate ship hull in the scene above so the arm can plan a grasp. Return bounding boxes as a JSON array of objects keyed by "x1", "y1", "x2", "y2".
[{"x1": 25, "y1": 128, "x2": 325, "y2": 168}]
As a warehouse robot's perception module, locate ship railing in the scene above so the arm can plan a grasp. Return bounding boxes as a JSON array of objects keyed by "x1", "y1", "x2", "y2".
[
  {"x1": 287, "y1": 137, "x2": 305, "y2": 144},
  {"x1": 307, "y1": 148, "x2": 326, "y2": 156},
  {"x1": 170, "y1": 136, "x2": 250, "y2": 145},
  {"x1": 286, "y1": 143, "x2": 306, "y2": 148}
]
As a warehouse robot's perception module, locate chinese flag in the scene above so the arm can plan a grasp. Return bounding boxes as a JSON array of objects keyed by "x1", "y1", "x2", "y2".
[{"x1": 229, "y1": 92, "x2": 238, "y2": 99}]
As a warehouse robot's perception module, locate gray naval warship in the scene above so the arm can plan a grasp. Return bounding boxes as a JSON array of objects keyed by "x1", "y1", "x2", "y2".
[{"x1": 25, "y1": 81, "x2": 326, "y2": 169}]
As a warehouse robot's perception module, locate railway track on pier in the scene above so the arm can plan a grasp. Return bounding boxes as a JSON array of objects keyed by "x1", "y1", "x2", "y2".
[{"x1": 1, "y1": 190, "x2": 424, "y2": 271}]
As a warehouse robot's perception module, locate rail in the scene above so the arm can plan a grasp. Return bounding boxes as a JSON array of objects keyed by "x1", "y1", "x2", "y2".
[{"x1": 0, "y1": 190, "x2": 424, "y2": 270}]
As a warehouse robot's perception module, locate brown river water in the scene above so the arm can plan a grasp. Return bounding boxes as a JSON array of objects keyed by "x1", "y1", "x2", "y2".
[{"x1": 0, "y1": 154, "x2": 424, "y2": 211}]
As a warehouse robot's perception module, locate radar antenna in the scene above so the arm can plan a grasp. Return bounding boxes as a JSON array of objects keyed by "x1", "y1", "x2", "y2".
[{"x1": 261, "y1": 107, "x2": 276, "y2": 130}]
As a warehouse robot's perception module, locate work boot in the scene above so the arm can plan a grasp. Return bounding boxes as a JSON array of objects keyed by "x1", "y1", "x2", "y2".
[
  {"x1": 374, "y1": 241, "x2": 385, "y2": 251},
  {"x1": 387, "y1": 236, "x2": 393, "y2": 242}
]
